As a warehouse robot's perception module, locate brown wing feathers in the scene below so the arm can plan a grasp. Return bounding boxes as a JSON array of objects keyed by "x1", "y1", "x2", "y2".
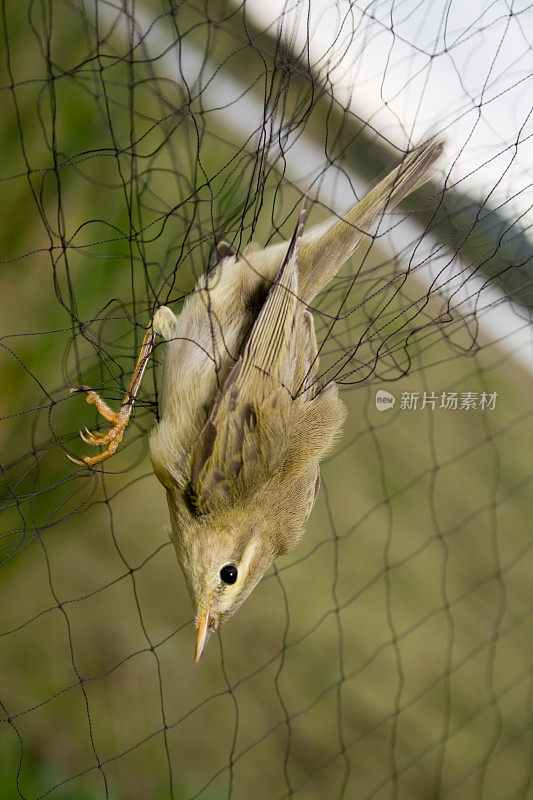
[
  {"x1": 239, "y1": 199, "x2": 307, "y2": 388},
  {"x1": 189, "y1": 201, "x2": 308, "y2": 513}
]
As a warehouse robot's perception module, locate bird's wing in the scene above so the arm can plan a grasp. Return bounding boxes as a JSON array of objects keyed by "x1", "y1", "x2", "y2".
[{"x1": 189, "y1": 202, "x2": 308, "y2": 515}]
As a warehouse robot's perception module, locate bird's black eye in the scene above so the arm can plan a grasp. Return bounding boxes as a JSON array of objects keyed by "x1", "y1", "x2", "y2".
[{"x1": 220, "y1": 564, "x2": 238, "y2": 585}]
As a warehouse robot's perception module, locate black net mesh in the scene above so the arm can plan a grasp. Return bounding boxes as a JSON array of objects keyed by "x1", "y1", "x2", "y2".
[{"x1": 1, "y1": 1, "x2": 532, "y2": 798}]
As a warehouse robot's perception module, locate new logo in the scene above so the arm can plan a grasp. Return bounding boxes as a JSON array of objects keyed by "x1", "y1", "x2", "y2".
[{"x1": 375, "y1": 390, "x2": 396, "y2": 411}]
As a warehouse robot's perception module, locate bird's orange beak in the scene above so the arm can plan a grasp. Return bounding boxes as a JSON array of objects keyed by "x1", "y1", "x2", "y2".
[{"x1": 195, "y1": 611, "x2": 213, "y2": 663}]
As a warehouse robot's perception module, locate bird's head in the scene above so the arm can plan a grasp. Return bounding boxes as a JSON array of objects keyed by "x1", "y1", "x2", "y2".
[
  {"x1": 168, "y1": 503, "x2": 281, "y2": 662},
  {"x1": 164, "y1": 459, "x2": 322, "y2": 661}
]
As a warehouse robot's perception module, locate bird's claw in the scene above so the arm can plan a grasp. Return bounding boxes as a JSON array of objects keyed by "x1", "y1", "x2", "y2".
[
  {"x1": 79, "y1": 427, "x2": 110, "y2": 446},
  {"x1": 66, "y1": 327, "x2": 155, "y2": 468},
  {"x1": 69, "y1": 385, "x2": 92, "y2": 394},
  {"x1": 67, "y1": 422, "x2": 126, "y2": 467},
  {"x1": 66, "y1": 386, "x2": 130, "y2": 467},
  {"x1": 66, "y1": 453, "x2": 86, "y2": 467}
]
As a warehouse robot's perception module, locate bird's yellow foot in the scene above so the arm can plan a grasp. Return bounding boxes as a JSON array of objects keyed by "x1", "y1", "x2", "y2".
[
  {"x1": 66, "y1": 328, "x2": 156, "y2": 467},
  {"x1": 66, "y1": 387, "x2": 133, "y2": 467}
]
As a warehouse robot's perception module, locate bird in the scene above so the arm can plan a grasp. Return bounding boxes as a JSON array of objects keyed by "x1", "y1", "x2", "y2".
[{"x1": 67, "y1": 138, "x2": 443, "y2": 661}]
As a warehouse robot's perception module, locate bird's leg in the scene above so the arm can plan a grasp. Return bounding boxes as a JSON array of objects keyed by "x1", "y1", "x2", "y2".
[{"x1": 67, "y1": 327, "x2": 156, "y2": 467}]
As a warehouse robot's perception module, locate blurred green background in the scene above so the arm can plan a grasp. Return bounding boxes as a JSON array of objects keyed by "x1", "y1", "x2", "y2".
[{"x1": 1, "y1": 1, "x2": 532, "y2": 799}]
